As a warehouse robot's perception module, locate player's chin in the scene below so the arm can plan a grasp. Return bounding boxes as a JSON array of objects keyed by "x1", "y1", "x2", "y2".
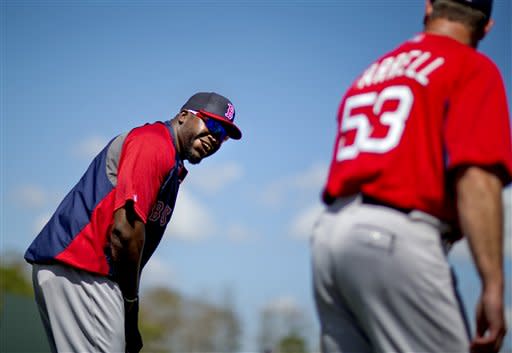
[
  {"x1": 188, "y1": 156, "x2": 202, "y2": 165},
  {"x1": 185, "y1": 146, "x2": 206, "y2": 164},
  {"x1": 185, "y1": 151, "x2": 203, "y2": 164}
]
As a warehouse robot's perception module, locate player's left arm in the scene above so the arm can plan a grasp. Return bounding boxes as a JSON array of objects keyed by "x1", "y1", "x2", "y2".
[
  {"x1": 110, "y1": 201, "x2": 145, "y2": 302},
  {"x1": 455, "y1": 165, "x2": 507, "y2": 353},
  {"x1": 110, "y1": 201, "x2": 144, "y2": 353},
  {"x1": 111, "y1": 125, "x2": 175, "y2": 299}
]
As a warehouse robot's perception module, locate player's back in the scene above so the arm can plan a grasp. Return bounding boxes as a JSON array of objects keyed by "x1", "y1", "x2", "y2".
[{"x1": 323, "y1": 32, "x2": 510, "y2": 222}]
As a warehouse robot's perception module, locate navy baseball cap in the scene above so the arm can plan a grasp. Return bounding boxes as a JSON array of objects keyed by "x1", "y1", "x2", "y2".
[
  {"x1": 431, "y1": 0, "x2": 493, "y2": 19},
  {"x1": 181, "y1": 92, "x2": 242, "y2": 140}
]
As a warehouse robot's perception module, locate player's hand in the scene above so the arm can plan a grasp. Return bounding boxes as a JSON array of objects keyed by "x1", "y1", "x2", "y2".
[
  {"x1": 125, "y1": 299, "x2": 143, "y2": 353},
  {"x1": 470, "y1": 288, "x2": 507, "y2": 353}
]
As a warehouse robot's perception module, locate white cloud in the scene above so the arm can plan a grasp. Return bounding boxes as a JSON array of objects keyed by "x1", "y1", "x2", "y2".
[
  {"x1": 15, "y1": 184, "x2": 47, "y2": 208},
  {"x1": 164, "y1": 189, "x2": 256, "y2": 242},
  {"x1": 73, "y1": 136, "x2": 108, "y2": 159},
  {"x1": 258, "y1": 163, "x2": 328, "y2": 243},
  {"x1": 141, "y1": 256, "x2": 177, "y2": 290},
  {"x1": 263, "y1": 295, "x2": 301, "y2": 315},
  {"x1": 164, "y1": 189, "x2": 216, "y2": 241},
  {"x1": 261, "y1": 163, "x2": 328, "y2": 207},
  {"x1": 10, "y1": 184, "x2": 65, "y2": 237},
  {"x1": 186, "y1": 161, "x2": 244, "y2": 195},
  {"x1": 293, "y1": 163, "x2": 329, "y2": 190},
  {"x1": 225, "y1": 223, "x2": 257, "y2": 241},
  {"x1": 288, "y1": 203, "x2": 325, "y2": 240}
]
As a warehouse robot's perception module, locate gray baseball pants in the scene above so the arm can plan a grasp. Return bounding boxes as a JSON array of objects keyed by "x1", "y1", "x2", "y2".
[
  {"x1": 311, "y1": 195, "x2": 471, "y2": 353},
  {"x1": 32, "y1": 263, "x2": 125, "y2": 353}
]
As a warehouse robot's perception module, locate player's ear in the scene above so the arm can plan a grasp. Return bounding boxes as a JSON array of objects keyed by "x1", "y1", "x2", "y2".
[
  {"x1": 177, "y1": 110, "x2": 189, "y2": 124},
  {"x1": 425, "y1": 0, "x2": 433, "y2": 17},
  {"x1": 483, "y1": 19, "x2": 494, "y2": 36},
  {"x1": 473, "y1": 18, "x2": 494, "y2": 45},
  {"x1": 423, "y1": 0, "x2": 434, "y2": 26}
]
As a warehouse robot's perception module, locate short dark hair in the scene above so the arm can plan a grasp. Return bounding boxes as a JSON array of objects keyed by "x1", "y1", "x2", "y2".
[{"x1": 426, "y1": 0, "x2": 489, "y2": 42}]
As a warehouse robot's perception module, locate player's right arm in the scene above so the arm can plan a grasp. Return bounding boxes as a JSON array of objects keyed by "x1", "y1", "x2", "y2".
[
  {"x1": 444, "y1": 53, "x2": 511, "y2": 353},
  {"x1": 455, "y1": 165, "x2": 507, "y2": 353}
]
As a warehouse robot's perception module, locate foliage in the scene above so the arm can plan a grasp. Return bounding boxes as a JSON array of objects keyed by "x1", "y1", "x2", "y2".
[
  {"x1": 0, "y1": 263, "x2": 32, "y2": 297},
  {"x1": 0, "y1": 256, "x2": 33, "y2": 314},
  {"x1": 277, "y1": 333, "x2": 308, "y2": 353},
  {"x1": 139, "y1": 286, "x2": 241, "y2": 353},
  {"x1": 139, "y1": 287, "x2": 182, "y2": 353},
  {"x1": 257, "y1": 300, "x2": 311, "y2": 353}
]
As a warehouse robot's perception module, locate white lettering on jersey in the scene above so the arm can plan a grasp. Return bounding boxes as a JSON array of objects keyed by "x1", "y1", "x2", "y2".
[
  {"x1": 357, "y1": 50, "x2": 444, "y2": 89},
  {"x1": 415, "y1": 57, "x2": 445, "y2": 86},
  {"x1": 337, "y1": 85, "x2": 413, "y2": 161}
]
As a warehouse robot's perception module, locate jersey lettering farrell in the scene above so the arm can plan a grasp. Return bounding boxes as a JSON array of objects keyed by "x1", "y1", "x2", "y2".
[
  {"x1": 324, "y1": 33, "x2": 511, "y2": 223},
  {"x1": 357, "y1": 46, "x2": 445, "y2": 89}
]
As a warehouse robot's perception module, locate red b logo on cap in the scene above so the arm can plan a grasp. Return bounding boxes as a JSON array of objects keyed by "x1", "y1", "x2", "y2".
[{"x1": 225, "y1": 103, "x2": 234, "y2": 121}]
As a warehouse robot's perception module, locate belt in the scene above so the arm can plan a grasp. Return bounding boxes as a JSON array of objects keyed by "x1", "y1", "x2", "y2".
[
  {"x1": 361, "y1": 193, "x2": 458, "y2": 247},
  {"x1": 361, "y1": 194, "x2": 412, "y2": 214}
]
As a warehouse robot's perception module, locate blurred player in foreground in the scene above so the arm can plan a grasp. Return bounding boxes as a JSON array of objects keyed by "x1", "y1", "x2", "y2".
[
  {"x1": 24, "y1": 92, "x2": 242, "y2": 353},
  {"x1": 311, "y1": 0, "x2": 511, "y2": 352}
]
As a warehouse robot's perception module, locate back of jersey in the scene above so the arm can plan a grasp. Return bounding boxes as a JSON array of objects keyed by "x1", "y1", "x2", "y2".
[{"x1": 323, "y1": 32, "x2": 512, "y2": 222}]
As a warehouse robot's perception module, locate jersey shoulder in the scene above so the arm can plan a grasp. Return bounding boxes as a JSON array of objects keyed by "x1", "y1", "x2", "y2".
[
  {"x1": 421, "y1": 33, "x2": 501, "y2": 76},
  {"x1": 129, "y1": 121, "x2": 172, "y2": 141},
  {"x1": 466, "y1": 49, "x2": 502, "y2": 77},
  {"x1": 127, "y1": 121, "x2": 176, "y2": 153}
]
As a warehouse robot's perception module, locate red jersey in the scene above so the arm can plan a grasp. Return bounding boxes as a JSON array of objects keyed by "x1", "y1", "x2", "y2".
[
  {"x1": 323, "y1": 33, "x2": 512, "y2": 222},
  {"x1": 25, "y1": 122, "x2": 187, "y2": 276}
]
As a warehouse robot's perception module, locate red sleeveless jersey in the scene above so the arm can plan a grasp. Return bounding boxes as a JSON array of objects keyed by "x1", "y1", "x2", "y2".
[{"x1": 25, "y1": 122, "x2": 187, "y2": 276}]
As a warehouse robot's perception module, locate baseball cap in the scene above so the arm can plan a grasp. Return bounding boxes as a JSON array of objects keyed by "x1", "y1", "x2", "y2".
[
  {"x1": 431, "y1": 0, "x2": 493, "y2": 19},
  {"x1": 181, "y1": 92, "x2": 242, "y2": 140}
]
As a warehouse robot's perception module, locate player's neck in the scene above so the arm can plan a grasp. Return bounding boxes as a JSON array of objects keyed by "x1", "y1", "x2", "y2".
[
  {"x1": 170, "y1": 119, "x2": 183, "y2": 157},
  {"x1": 424, "y1": 18, "x2": 475, "y2": 48}
]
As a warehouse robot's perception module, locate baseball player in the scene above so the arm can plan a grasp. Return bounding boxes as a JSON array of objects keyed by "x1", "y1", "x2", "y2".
[
  {"x1": 311, "y1": 0, "x2": 511, "y2": 352},
  {"x1": 24, "y1": 92, "x2": 242, "y2": 353}
]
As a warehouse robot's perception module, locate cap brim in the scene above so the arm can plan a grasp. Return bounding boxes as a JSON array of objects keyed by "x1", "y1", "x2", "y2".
[{"x1": 200, "y1": 110, "x2": 242, "y2": 140}]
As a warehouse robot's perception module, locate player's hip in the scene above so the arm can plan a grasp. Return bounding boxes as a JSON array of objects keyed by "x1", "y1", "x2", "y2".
[{"x1": 313, "y1": 194, "x2": 452, "y2": 249}]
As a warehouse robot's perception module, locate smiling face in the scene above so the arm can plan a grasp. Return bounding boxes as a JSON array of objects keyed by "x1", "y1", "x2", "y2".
[{"x1": 173, "y1": 110, "x2": 224, "y2": 164}]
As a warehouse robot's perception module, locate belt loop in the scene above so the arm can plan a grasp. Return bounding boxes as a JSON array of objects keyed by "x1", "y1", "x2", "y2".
[
  {"x1": 409, "y1": 210, "x2": 456, "y2": 249},
  {"x1": 328, "y1": 194, "x2": 359, "y2": 213},
  {"x1": 441, "y1": 237, "x2": 454, "y2": 254}
]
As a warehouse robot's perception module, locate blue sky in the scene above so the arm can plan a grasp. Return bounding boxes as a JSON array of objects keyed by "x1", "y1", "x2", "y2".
[{"x1": 1, "y1": 0, "x2": 511, "y2": 351}]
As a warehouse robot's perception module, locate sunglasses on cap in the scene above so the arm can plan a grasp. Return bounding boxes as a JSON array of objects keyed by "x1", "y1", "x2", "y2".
[{"x1": 187, "y1": 110, "x2": 229, "y2": 142}]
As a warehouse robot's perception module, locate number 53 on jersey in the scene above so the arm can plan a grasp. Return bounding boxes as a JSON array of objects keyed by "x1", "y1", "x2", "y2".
[{"x1": 337, "y1": 85, "x2": 413, "y2": 162}]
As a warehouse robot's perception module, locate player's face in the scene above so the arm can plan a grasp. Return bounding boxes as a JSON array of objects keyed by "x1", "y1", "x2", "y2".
[{"x1": 179, "y1": 111, "x2": 226, "y2": 164}]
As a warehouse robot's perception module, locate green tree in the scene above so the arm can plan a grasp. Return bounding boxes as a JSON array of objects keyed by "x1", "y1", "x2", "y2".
[
  {"x1": 139, "y1": 286, "x2": 241, "y2": 353},
  {"x1": 0, "y1": 255, "x2": 33, "y2": 314},
  {"x1": 0, "y1": 258, "x2": 32, "y2": 297},
  {"x1": 257, "y1": 298, "x2": 311, "y2": 353},
  {"x1": 277, "y1": 333, "x2": 307, "y2": 353},
  {"x1": 140, "y1": 287, "x2": 182, "y2": 353}
]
